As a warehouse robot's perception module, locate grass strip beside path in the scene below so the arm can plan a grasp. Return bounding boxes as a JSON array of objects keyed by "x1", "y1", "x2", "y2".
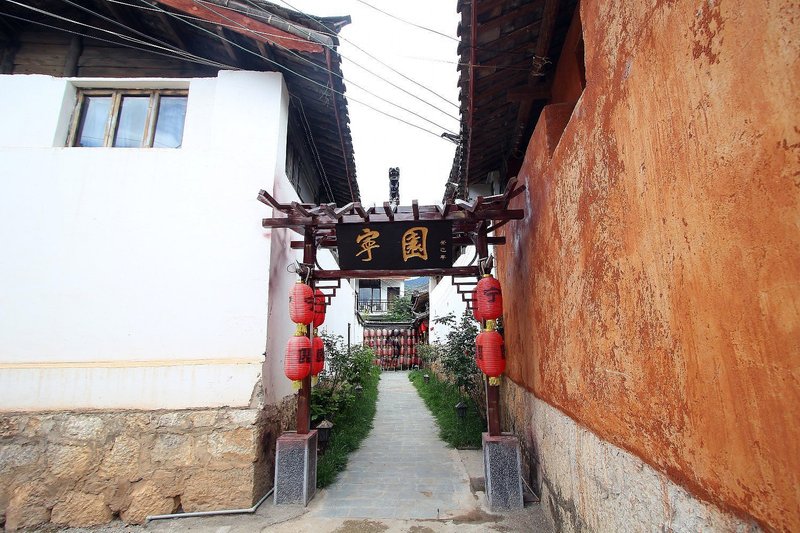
[
  {"x1": 409, "y1": 369, "x2": 484, "y2": 449},
  {"x1": 316, "y1": 368, "x2": 380, "y2": 488}
]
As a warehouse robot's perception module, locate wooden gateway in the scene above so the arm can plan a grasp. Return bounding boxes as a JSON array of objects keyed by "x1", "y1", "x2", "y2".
[{"x1": 259, "y1": 177, "x2": 525, "y2": 438}]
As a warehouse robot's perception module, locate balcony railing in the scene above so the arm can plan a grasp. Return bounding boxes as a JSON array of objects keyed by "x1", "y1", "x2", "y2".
[{"x1": 357, "y1": 299, "x2": 390, "y2": 314}]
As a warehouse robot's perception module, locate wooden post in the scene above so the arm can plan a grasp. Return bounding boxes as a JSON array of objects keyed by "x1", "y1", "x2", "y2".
[
  {"x1": 476, "y1": 223, "x2": 502, "y2": 437},
  {"x1": 297, "y1": 228, "x2": 315, "y2": 435}
]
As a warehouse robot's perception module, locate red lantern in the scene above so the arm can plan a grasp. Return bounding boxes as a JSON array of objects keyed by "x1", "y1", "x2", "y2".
[
  {"x1": 311, "y1": 335, "x2": 325, "y2": 376},
  {"x1": 471, "y1": 287, "x2": 484, "y2": 321},
  {"x1": 285, "y1": 334, "x2": 311, "y2": 384},
  {"x1": 476, "y1": 329, "x2": 505, "y2": 383},
  {"x1": 313, "y1": 289, "x2": 326, "y2": 328},
  {"x1": 476, "y1": 275, "x2": 502, "y2": 320},
  {"x1": 289, "y1": 282, "x2": 314, "y2": 325}
]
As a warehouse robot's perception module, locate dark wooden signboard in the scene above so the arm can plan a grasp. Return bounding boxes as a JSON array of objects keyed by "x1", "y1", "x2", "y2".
[{"x1": 336, "y1": 221, "x2": 453, "y2": 270}]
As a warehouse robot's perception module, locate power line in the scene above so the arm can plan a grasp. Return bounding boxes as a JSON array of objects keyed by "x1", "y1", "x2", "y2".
[
  {"x1": 234, "y1": 0, "x2": 459, "y2": 121},
  {"x1": 290, "y1": 93, "x2": 336, "y2": 203},
  {"x1": 2, "y1": 0, "x2": 235, "y2": 69},
  {"x1": 354, "y1": 0, "x2": 458, "y2": 42},
  {"x1": 177, "y1": 0, "x2": 456, "y2": 135},
  {"x1": 353, "y1": 1, "x2": 538, "y2": 59},
  {"x1": 404, "y1": 55, "x2": 535, "y2": 71},
  {"x1": 191, "y1": 0, "x2": 457, "y2": 132},
  {"x1": 3, "y1": 0, "x2": 453, "y2": 140},
  {"x1": 271, "y1": 0, "x2": 459, "y2": 110},
  {"x1": 0, "y1": 11, "x2": 233, "y2": 70},
  {"x1": 139, "y1": 0, "x2": 452, "y2": 140},
  {"x1": 194, "y1": 0, "x2": 458, "y2": 125},
  {"x1": 58, "y1": 0, "x2": 231, "y2": 67}
]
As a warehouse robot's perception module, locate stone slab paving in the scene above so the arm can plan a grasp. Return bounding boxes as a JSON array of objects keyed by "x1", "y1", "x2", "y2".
[{"x1": 308, "y1": 371, "x2": 475, "y2": 520}]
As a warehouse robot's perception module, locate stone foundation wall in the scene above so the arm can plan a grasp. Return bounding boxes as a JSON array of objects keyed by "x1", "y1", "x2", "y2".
[
  {"x1": 500, "y1": 380, "x2": 761, "y2": 532},
  {"x1": 0, "y1": 397, "x2": 295, "y2": 530}
]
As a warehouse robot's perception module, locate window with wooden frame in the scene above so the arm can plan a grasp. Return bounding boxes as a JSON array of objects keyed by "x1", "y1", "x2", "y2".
[{"x1": 68, "y1": 89, "x2": 188, "y2": 148}]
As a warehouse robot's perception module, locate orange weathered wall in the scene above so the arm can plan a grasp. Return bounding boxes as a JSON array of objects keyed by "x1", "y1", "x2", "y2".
[{"x1": 496, "y1": 1, "x2": 799, "y2": 531}]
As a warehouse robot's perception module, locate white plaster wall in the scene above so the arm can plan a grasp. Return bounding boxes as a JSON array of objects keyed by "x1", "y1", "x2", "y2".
[
  {"x1": 380, "y1": 279, "x2": 404, "y2": 300},
  {"x1": 428, "y1": 246, "x2": 474, "y2": 344},
  {"x1": 0, "y1": 71, "x2": 289, "y2": 410}
]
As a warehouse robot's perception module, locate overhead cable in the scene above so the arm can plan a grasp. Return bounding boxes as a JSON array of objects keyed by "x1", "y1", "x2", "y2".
[
  {"x1": 199, "y1": 0, "x2": 459, "y2": 123},
  {"x1": 236, "y1": 0, "x2": 459, "y2": 121},
  {"x1": 354, "y1": 0, "x2": 459, "y2": 42},
  {"x1": 140, "y1": 0, "x2": 454, "y2": 138},
  {"x1": 272, "y1": 0, "x2": 459, "y2": 110},
  {"x1": 4, "y1": 0, "x2": 235, "y2": 69},
  {"x1": 0, "y1": 10, "x2": 234, "y2": 70}
]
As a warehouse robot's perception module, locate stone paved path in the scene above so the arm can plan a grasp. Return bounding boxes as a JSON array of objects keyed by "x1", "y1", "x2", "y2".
[{"x1": 309, "y1": 371, "x2": 475, "y2": 520}]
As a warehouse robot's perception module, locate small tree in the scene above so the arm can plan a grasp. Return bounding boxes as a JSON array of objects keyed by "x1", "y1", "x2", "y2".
[
  {"x1": 385, "y1": 294, "x2": 413, "y2": 321},
  {"x1": 432, "y1": 311, "x2": 485, "y2": 419}
]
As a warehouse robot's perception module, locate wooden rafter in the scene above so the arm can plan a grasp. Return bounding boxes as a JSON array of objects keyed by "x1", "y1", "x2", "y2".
[
  {"x1": 477, "y1": 1, "x2": 542, "y2": 34},
  {"x1": 156, "y1": 10, "x2": 189, "y2": 50},
  {"x1": 214, "y1": 25, "x2": 240, "y2": 63},
  {"x1": 532, "y1": 0, "x2": 561, "y2": 76}
]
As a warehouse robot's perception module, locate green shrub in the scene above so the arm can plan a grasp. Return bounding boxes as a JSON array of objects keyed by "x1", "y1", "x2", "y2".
[
  {"x1": 311, "y1": 333, "x2": 374, "y2": 425},
  {"x1": 316, "y1": 360, "x2": 379, "y2": 487},
  {"x1": 409, "y1": 369, "x2": 484, "y2": 448},
  {"x1": 385, "y1": 294, "x2": 413, "y2": 321}
]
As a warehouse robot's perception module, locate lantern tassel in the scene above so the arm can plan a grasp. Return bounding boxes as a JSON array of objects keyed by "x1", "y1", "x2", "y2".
[
  {"x1": 295, "y1": 323, "x2": 308, "y2": 336},
  {"x1": 292, "y1": 380, "x2": 302, "y2": 390},
  {"x1": 489, "y1": 376, "x2": 502, "y2": 386},
  {"x1": 485, "y1": 319, "x2": 496, "y2": 332},
  {"x1": 312, "y1": 375, "x2": 318, "y2": 386}
]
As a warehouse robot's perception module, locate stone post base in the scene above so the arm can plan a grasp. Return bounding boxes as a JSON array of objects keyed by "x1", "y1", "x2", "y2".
[
  {"x1": 483, "y1": 432, "x2": 524, "y2": 511},
  {"x1": 274, "y1": 430, "x2": 317, "y2": 506}
]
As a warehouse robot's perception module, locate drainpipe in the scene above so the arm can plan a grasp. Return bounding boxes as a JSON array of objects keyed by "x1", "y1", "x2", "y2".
[{"x1": 145, "y1": 488, "x2": 273, "y2": 522}]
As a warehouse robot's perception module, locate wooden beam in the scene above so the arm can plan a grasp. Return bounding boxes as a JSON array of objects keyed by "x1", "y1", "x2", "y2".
[
  {"x1": 412, "y1": 199, "x2": 419, "y2": 220},
  {"x1": 507, "y1": 85, "x2": 551, "y2": 101},
  {"x1": 314, "y1": 266, "x2": 480, "y2": 280},
  {"x1": 63, "y1": 35, "x2": 82, "y2": 77},
  {"x1": 291, "y1": 201, "x2": 312, "y2": 217},
  {"x1": 257, "y1": 189, "x2": 291, "y2": 211},
  {"x1": 0, "y1": 42, "x2": 19, "y2": 75},
  {"x1": 383, "y1": 202, "x2": 394, "y2": 221},
  {"x1": 354, "y1": 203, "x2": 369, "y2": 222},
  {"x1": 156, "y1": 10, "x2": 189, "y2": 50},
  {"x1": 290, "y1": 235, "x2": 505, "y2": 249},
  {"x1": 214, "y1": 25, "x2": 239, "y2": 63},
  {"x1": 477, "y1": 2, "x2": 542, "y2": 34},
  {"x1": 532, "y1": 0, "x2": 561, "y2": 76},
  {"x1": 255, "y1": 39, "x2": 278, "y2": 69},
  {"x1": 153, "y1": 0, "x2": 324, "y2": 53}
]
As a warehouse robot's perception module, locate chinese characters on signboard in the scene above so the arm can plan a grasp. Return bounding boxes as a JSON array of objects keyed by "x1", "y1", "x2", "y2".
[{"x1": 336, "y1": 221, "x2": 453, "y2": 270}]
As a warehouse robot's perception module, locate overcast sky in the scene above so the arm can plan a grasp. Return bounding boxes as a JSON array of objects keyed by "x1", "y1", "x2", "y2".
[{"x1": 280, "y1": 0, "x2": 461, "y2": 207}]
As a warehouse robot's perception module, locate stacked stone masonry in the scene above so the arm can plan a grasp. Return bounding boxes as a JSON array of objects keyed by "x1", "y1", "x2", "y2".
[
  {"x1": 500, "y1": 379, "x2": 762, "y2": 532},
  {"x1": 0, "y1": 399, "x2": 295, "y2": 530}
]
